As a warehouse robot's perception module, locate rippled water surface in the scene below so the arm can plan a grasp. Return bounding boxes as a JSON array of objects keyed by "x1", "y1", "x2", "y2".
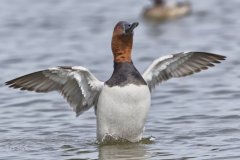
[{"x1": 0, "y1": 0, "x2": 240, "y2": 159}]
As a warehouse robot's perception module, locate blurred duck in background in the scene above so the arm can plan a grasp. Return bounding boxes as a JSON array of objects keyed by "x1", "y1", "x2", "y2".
[{"x1": 143, "y1": 0, "x2": 191, "y2": 22}]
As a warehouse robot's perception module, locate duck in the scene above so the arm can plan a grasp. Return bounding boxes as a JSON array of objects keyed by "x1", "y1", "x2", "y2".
[
  {"x1": 5, "y1": 21, "x2": 226, "y2": 143},
  {"x1": 143, "y1": 0, "x2": 191, "y2": 22}
]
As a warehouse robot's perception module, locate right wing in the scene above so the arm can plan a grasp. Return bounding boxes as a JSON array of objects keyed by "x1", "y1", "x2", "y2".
[{"x1": 5, "y1": 66, "x2": 104, "y2": 116}]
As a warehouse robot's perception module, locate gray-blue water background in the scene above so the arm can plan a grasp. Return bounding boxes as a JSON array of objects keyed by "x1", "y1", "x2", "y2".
[{"x1": 0, "y1": 0, "x2": 240, "y2": 159}]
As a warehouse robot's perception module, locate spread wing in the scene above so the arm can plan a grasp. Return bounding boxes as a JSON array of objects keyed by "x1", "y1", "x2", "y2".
[
  {"x1": 142, "y1": 52, "x2": 226, "y2": 91},
  {"x1": 5, "y1": 66, "x2": 104, "y2": 116}
]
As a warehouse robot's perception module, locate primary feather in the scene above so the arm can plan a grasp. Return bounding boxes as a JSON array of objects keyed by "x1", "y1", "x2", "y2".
[
  {"x1": 142, "y1": 52, "x2": 226, "y2": 90},
  {"x1": 5, "y1": 66, "x2": 103, "y2": 116}
]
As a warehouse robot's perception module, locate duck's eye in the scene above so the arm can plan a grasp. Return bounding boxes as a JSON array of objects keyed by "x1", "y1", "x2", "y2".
[{"x1": 125, "y1": 24, "x2": 131, "y2": 30}]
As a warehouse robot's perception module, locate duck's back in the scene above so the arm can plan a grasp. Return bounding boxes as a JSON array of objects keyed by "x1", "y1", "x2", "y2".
[{"x1": 96, "y1": 62, "x2": 151, "y2": 142}]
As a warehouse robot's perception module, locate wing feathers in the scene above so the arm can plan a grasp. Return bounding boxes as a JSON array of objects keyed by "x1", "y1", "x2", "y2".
[
  {"x1": 142, "y1": 52, "x2": 226, "y2": 90},
  {"x1": 5, "y1": 66, "x2": 103, "y2": 116}
]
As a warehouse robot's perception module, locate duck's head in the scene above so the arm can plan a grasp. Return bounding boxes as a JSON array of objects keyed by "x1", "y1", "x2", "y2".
[{"x1": 111, "y1": 21, "x2": 139, "y2": 63}]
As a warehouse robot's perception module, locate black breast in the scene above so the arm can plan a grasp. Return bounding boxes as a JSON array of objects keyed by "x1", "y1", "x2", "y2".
[{"x1": 105, "y1": 62, "x2": 147, "y2": 87}]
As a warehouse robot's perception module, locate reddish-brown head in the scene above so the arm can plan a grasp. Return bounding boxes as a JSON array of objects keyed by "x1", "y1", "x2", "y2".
[{"x1": 111, "y1": 21, "x2": 139, "y2": 63}]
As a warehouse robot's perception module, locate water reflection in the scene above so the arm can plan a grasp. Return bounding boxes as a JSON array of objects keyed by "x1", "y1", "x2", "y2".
[{"x1": 98, "y1": 144, "x2": 148, "y2": 160}]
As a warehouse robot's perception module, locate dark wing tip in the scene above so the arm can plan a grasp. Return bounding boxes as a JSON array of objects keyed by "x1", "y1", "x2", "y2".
[
  {"x1": 209, "y1": 53, "x2": 226, "y2": 61},
  {"x1": 5, "y1": 79, "x2": 25, "y2": 91},
  {"x1": 196, "y1": 52, "x2": 226, "y2": 60},
  {"x1": 5, "y1": 70, "x2": 65, "y2": 93},
  {"x1": 5, "y1": 70, "x2": 49, "y2": 92},
  {"x1": 5, "y1": 79, "x2": 17, "y2": 87},
  {"x1": 5, "y1": 76, "x2": 27, "y2": 89},
  {"x1": 5, "y1": 80, "x2": 11, "y2": 86},
  {"x1": 218, "y1": 55, "x2": 226, "y2": 60}
]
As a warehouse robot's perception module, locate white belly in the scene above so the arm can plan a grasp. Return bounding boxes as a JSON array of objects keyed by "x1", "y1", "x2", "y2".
[{"x1": 96, "y1": 84, "x2": 151, "y2": 142}]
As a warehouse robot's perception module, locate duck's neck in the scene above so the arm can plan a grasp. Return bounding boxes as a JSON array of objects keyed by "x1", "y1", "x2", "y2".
[
  {"x1": 111, "y1": 34, "x2": 133, "y2": 63},
  {"x1": 106, "y1": 61, "x2": 147, "y2": 87}
]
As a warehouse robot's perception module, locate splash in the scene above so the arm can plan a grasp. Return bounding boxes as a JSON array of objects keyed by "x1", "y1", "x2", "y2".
[{"x1": 96, "y1": 135, "x2": 156, "y2": 145}]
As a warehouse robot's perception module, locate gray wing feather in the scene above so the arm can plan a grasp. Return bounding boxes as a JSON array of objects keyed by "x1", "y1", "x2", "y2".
[
  {"x1": 6, "y1": 66, "x2": 103, "y2": 116},
  {"x1": 142, "y1": 52, "x2": 226, "y2": 90}
]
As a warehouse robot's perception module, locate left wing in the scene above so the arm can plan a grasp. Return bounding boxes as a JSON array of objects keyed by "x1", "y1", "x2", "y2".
[{"x1": 142, "y1": 52, "x2": 226, "y2": 91}]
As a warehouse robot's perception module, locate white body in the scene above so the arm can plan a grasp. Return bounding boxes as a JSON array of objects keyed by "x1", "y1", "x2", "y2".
[
  {"x1": 6, "y1": 52, "x2": 224, "y2": 143},
  {"x1": 97, "y1": 84, "x2": 151, "y2": 142}
]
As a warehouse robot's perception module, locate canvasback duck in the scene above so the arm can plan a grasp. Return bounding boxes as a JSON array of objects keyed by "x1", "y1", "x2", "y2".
[
  {"x1": 143, "y1": 0, "x2": 191, "y2": 21},
  {"x1": 6, "y1": 21, "x2": 225, "y2": 143}
]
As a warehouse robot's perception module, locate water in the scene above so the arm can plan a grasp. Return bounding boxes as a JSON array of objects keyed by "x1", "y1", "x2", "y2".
[{"x1": 0, "y1": 0, "x2": 239, "y2": 159}]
